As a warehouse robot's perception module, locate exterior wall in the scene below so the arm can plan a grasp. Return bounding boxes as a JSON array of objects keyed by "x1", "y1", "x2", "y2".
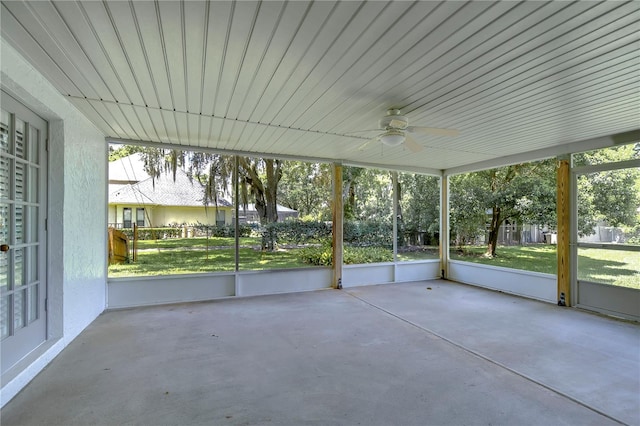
[
  {"x1": 1, "y1": 40, "x2": 106, "y2": 406},
  {"x1": 109, "y1": 204, "x2": 232, "y2": 227},
  {"x1": 155, "y1": 205, "x2": 231, "y2": 226},
  {"x1": 109, "y1": 204, "x2": 158, "y2": 228}
]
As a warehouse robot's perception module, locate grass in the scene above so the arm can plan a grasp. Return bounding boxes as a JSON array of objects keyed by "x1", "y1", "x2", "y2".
[
  {"x1": 397, "y1": 248, "x2": 439, "y2": 261},
  {"x1": 108, "y1": 246, "x2": 310, "y2": 277},
  {"x1": 109, "y1": 237, "x2": 440, "y2": 277},
  {"x1": 109, "y1": 239, "x2": 638, "y2": 290},
  {"x1": 450, "y1": 245, "x2": 639, "y2": 289},
  {"x1": 135, "y1": 236, "x2": 258, "y2": 250},
  {"x1": 577, "y1": 248, "x2": 640, "y2": 289}
]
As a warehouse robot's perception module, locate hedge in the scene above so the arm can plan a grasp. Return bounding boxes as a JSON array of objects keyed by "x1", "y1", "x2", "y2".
[
  {"x1": 191, "y1": 223, "x2": 253, "y2": 238},
  {"x1": 297, "y1": 245, "x2": 393, "y2": 266},
  {"x1": 120, "y1": 227, "x2": 182, "y2": 240}
]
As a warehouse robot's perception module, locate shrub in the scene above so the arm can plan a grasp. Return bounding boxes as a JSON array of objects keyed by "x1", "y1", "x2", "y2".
[
  {"x1": 192, "y1": 223, "x2": 252, "y2": 238},
  {"x1": 343, "y1": 220, "x2": 393, "y2": 247},
  {"x1": 121, "y1": 227, "x2": 182, "y2": 240},
  {"x1": 297, "y1": 245, "x2": 392, "y2": 266},
  {"x1": 261, "y1": 220, "x2": 331, "y2": 249}
]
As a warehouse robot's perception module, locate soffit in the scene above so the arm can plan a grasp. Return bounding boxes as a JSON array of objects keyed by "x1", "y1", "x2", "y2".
[{"x1": 1, "y1": 1, "x2": 638, "y2": 172}]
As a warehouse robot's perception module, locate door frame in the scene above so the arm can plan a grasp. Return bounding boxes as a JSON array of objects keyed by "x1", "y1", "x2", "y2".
[{"x1": 0, "y1": 90, "x2": 49, "y2": 378}]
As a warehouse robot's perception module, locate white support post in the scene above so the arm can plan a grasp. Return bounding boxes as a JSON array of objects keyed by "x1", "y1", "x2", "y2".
[
  {"x1": 440, "y1": 173, "x2": 450, "y2": 279},
  {"x1": 332, "y1": 163, "x2": 343, "y2": 289}
]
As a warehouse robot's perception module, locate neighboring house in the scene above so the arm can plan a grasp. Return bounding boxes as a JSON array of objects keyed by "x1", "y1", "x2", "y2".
[
  {"x1": 238, "y1": 203, "x2": 299, "y2": 224},
  {"x1": 108, "y1": 154, "x2": 298, "y2": 228},
  {"x1": 578, "y1": 221, "x2": 627, "y2": 244}
]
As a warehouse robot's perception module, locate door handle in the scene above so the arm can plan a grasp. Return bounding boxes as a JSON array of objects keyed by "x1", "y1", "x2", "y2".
[{"x1": 0, "y1": 244, "x2": 9, "y2": 252}]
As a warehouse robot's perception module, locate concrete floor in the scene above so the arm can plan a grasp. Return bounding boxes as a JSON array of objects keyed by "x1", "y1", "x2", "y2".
[{"x1": 2, "y1": 280, "x2": 639, "y2": 426}]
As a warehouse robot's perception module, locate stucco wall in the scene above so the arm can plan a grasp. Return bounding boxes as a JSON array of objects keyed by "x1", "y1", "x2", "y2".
[{"x1": 1, "y1": 40, "x2": 106, "y2": 406}]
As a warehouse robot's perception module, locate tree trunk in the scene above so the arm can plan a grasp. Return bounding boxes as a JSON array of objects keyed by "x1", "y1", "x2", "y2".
[
  {"x1": 264, "y1": 159, "x2": 281, "y2": 224},
  {"x1": 238, "y1": 158, "x2": 282, "y2": 251},
  {"x1": 486, "y1": 206, "x2": 501, "y2": 257}
]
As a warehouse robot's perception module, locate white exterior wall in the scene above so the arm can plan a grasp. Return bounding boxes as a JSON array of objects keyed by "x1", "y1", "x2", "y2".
[{"x1": 1, "y1": 40, "x2": 107, "y2": 406}]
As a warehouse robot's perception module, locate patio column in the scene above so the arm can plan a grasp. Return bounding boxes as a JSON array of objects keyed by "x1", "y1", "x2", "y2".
[
  {"x1": 557, "y1": 156, "x2": 571, "y2": 306},
  {"x1": 234, "y1": 155, "x2": 240, "y2": 271},
  {"x1": 332, "y1": 163, "x2": 343, "y2": 289},
  {"x1": 440, "y1": 174, "x2": 449, "y2": 279},
  {"x1": 392, "y1": 172, "x2": 398, "y2": 263}
]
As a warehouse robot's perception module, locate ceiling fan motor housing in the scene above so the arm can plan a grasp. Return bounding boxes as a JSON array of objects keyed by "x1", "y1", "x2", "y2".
[{"x1": 380, "y1": 109, "x2": 409, "y2": 130}]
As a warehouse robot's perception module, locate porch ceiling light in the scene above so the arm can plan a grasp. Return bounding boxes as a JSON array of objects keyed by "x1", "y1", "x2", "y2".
[{"x1": 380, "y1": 129, "x2": 405, "y2": 147}]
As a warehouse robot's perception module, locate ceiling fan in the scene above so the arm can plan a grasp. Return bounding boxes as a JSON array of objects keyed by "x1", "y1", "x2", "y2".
[{"x1": 356, "y1": 109, "x2": 459, "y2": 153}]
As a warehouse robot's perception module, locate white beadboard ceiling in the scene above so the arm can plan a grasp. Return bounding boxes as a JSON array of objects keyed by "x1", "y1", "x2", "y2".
[{"x1": 1, "y1": 1, "x2": 639, "y2": 173}]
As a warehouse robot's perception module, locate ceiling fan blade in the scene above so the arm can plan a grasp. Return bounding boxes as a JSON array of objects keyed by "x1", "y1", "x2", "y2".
[
  {"x1": 343, "y1": 129, "x2": 382, "y2": 135},
  {"x1": 404, "y1": 134, "x2": 424, "y2": 153},
  {"x1": 357, "y1": 137, "x2": 378, "y2": 151},
  {"x1": 407, "y1": 126, "x2": 459, "y2": 137}
]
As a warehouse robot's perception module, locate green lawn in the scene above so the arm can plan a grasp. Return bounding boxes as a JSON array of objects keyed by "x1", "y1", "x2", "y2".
[
  {"x1": 109, "y1": 239, "x2": 639, "y2": 290},
  {"x1": 135, "y1": 236, "x2": 258, "y2": 250},
  {"x1": 108, "y1": 245, "x2": 310, "y2": 277},
  {"x1": 450, "y1": 245, "x2": 639, "y2": 289}
]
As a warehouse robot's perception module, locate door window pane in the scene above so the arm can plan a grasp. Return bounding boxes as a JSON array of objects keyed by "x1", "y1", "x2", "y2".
[
  {"x1": 27, "y1": 166, "x2": 38, "y2": 203},
  {"x1": 27, "y1": 245, "x2": 38, "y2": 284},
  {"x1": 28, "y1": 125, "x2": 39, "y2": 163},
  {"x1": 0, "y1": 157, "x2": 11, "y2": 200},
  {"x1": 15, "y1": 118, "x2": 25, "y2": 159},
  {"x1": 0, "y1": 203, "x2": 8, "y2": 244},
  {"x1": 15, "y1": 204, "x2": 24, "y2": 244},
  {"x1": 13, "y1": 289, "x2": 25, "y2": 330},
  {"x1": 0, "y1": 109, "x2": 10, "y2": 153},
  {"x1": 26, "y1": 206, "x2": 38, "y2": 243},
  {"x1": 15, "y1": 162, "x2": 25, "y2": 201},
  {"x1": 28, "y1": 285, "x2": 38, "y2": 324},
  {"x1": 0, "y1": 250, "x2": 7, "y2": 293},
  {"x1": 1, "y1": 295, "x2": 9, "y2": 340},
  {"x1": 14, "y1": 247, "x2": 24, "y2": 287}
]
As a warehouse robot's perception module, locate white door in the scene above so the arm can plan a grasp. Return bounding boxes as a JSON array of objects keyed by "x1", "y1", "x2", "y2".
[{"x1": 1, "y1": 92, "x2": 47, "y2": 375}]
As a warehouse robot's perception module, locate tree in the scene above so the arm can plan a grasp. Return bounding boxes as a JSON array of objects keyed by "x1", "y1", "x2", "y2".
[
  {"x1": 278, "y1": 161, "x2": 331, "y2": 220},
  {"x1": 342, "y1": 166, "x2": 365, "y2": 220},
  {"x1": 397, "y1": 173, "x2": 440, "y2": 246},
  {"x1": 131, "y1": 146, "x2": 286, "y2": 250},
  {"x1": 108, "y1": 144, "x2": 142, "y2": 162},
  {"x1": 238, "y1": 157, "x2": 283, "y2": 225},
  {"x1": 450, "y1": 160, "x2": 557, "y2": 257},
  {"x1": 574, "y1": 144, "x2": 640, "y2": 238}
]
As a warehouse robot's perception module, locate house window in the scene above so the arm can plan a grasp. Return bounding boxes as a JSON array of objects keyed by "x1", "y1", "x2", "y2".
[
  {"x1": 123, "y1": 208, "x2": 132, "y2": 228},
  {"x1": 216, "y1": 210, "x2": 225, "y2": 227},
  {"x1": 136, "y1": 208, "x2": 145, "y2": 227}
]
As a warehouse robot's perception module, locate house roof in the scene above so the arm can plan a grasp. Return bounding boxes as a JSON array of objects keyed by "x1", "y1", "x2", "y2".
[
  {"x1": 108, "y1": 153, "x2": 149, "y2": 184},
  {"x1": 241, "y1": 204, "x2": 298, "y2": 214},
  {"x1": 3, "y1": 1, "x2": 638, "y2": 175},
  {"x1": 109, "y1": 166, "x2": 232, "y2": 208},
  {"x1": 109, "y1": 155, "x2": 296, "y2": 213}
]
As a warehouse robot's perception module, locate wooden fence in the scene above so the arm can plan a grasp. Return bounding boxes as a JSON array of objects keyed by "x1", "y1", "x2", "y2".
[{"x1": 108, "y1": 228, "x2": 130, "y2": 264}]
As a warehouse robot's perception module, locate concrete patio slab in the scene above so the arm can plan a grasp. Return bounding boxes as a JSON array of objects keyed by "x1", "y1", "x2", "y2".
[{"x1": 2, "y1": 280, "x2": 637, "y2": 425}]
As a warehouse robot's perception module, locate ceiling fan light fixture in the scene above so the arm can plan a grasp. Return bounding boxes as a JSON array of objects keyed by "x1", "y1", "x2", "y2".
[{"x1": 380, "y1": 129, "x2": 405, "y2": 147}]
